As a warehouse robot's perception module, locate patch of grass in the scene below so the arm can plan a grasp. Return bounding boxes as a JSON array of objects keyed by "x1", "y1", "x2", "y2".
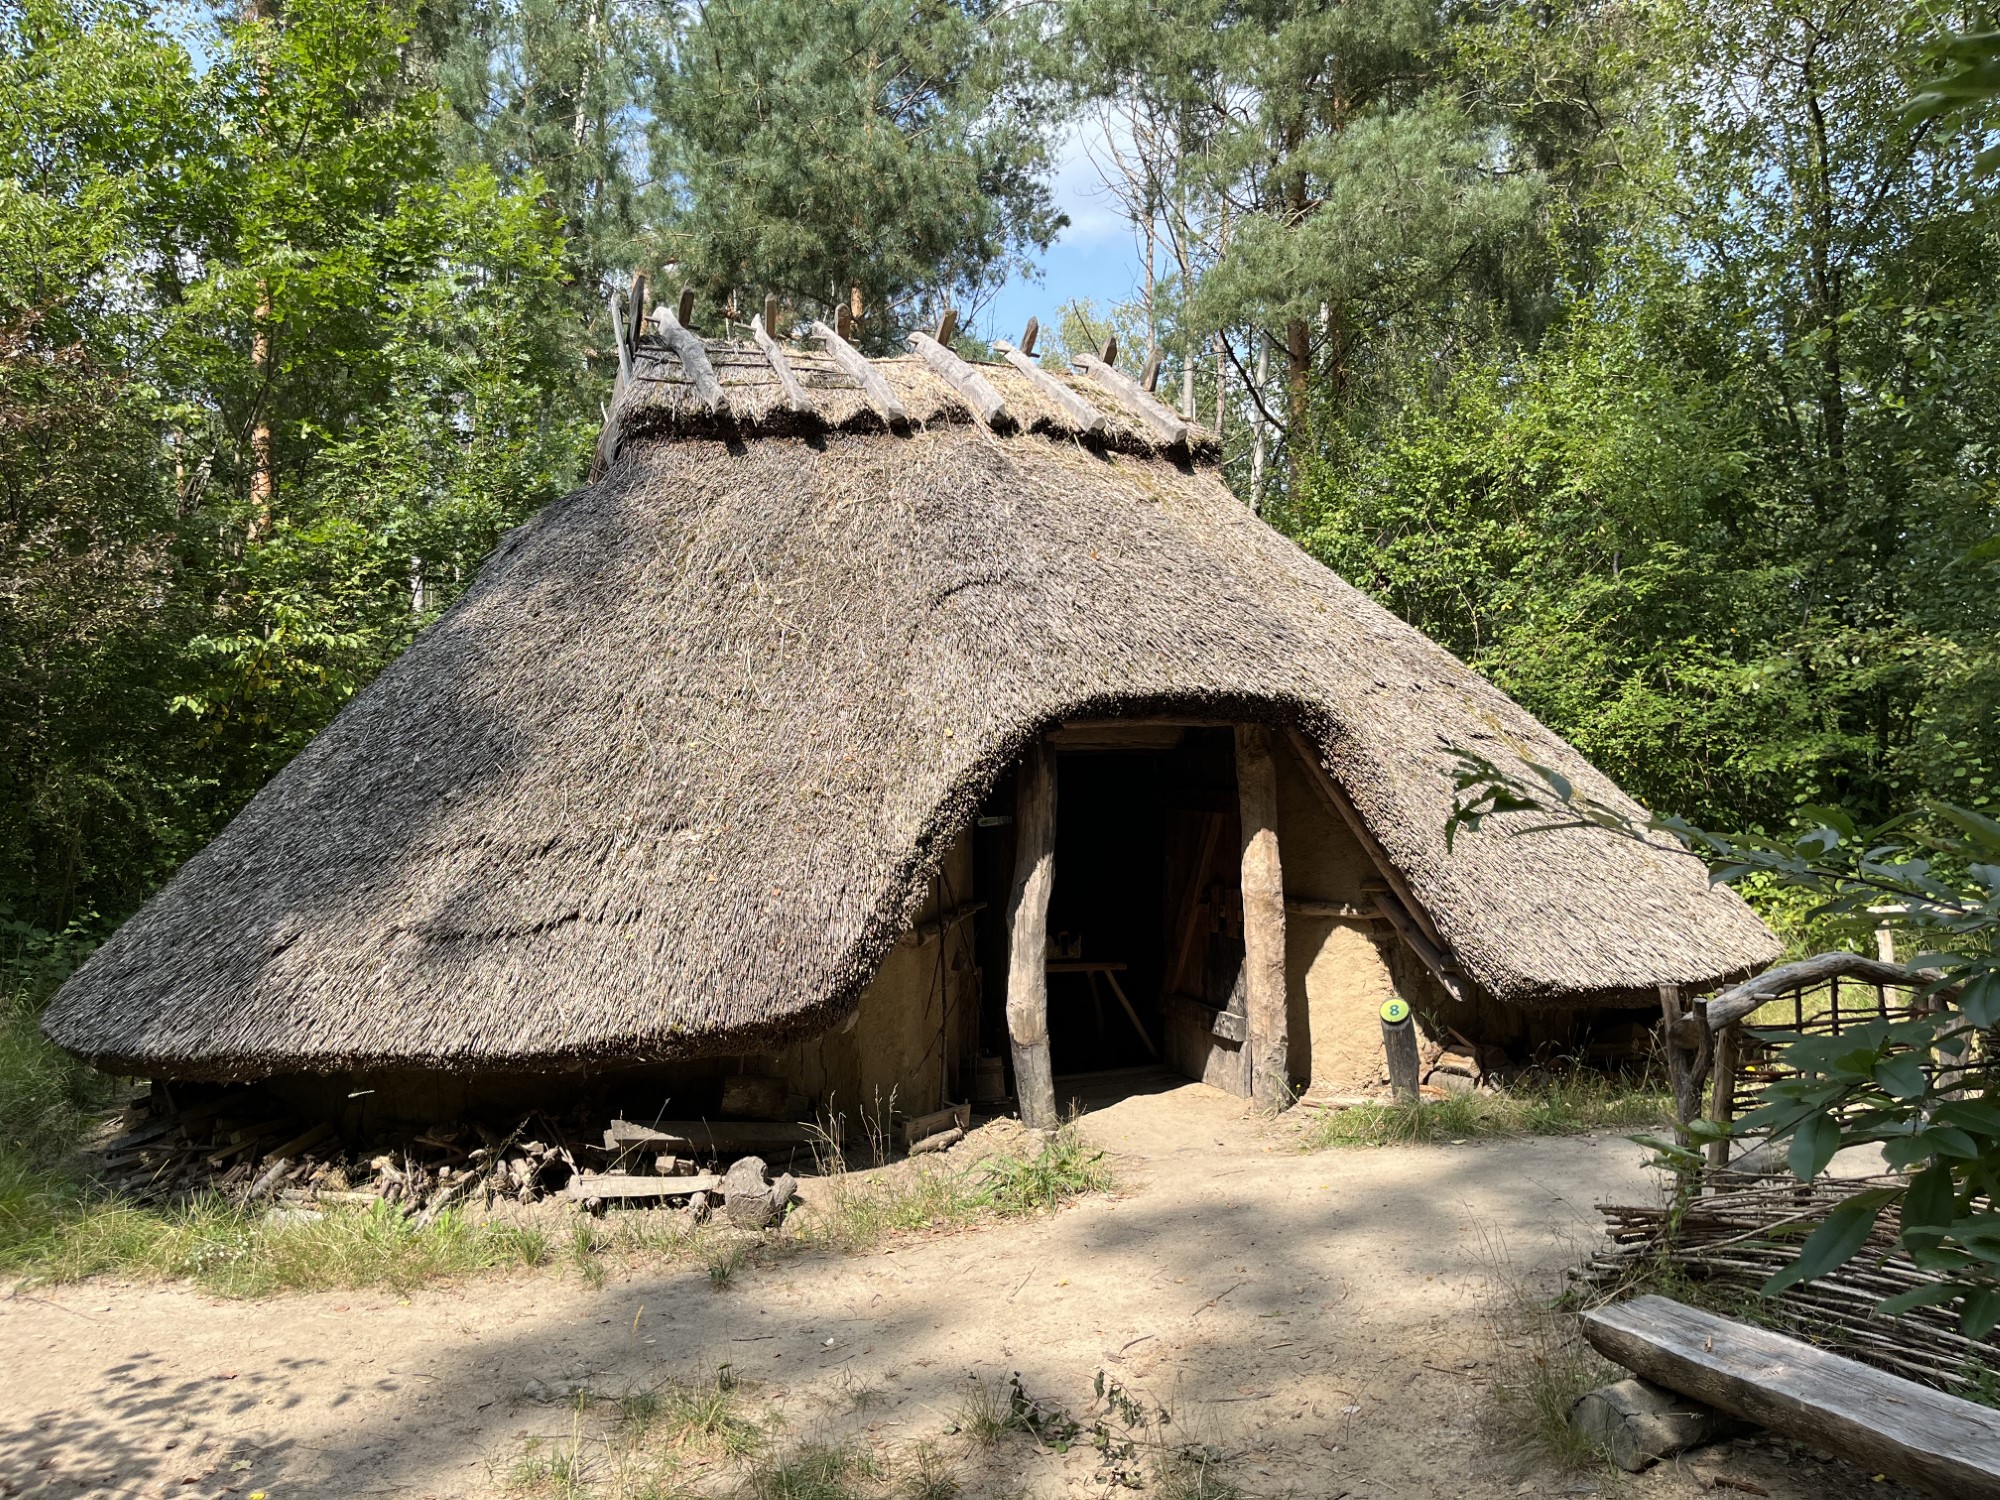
[
  {"x1": 744, "y1": 1442, "x2": 873, "y2": 1500},
  {"x1": 1150, "y1": 1448, "x2": 1242, "y2": 1500},
  {"x1": 975, "y1": 1127, "x2": 1113, "y2": 1215},
  {"x1": 1300, "y1": 1072, "x2": 1670, "y2": 1150},
  {"x1": 948, "y1": 1374, "x2": 1014, "y2": 1448},
  {"x1": 627, "y1": 1368, "x2": 763, "y2": 1459},
  {"x1": 895, "y1": 1439, "x2": 959, "y2": 1500},
  {"x1": 11, "y1": 1195, "x2": 549, "y2": 1295},
  {"x1": 1484, "y1": 1283, "x2": 1623, "y2": 1473}
]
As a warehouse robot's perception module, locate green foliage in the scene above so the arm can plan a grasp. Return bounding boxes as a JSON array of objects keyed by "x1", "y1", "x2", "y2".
[
  {"x1": 973, "y1": 1126, "x2": 1112, "y2": 1214},
  {"x1": 0, "y1": 0, "x2": 589, "y2": 932},
  {"x1": 651, "y1": 0, "x2": 1061, "y2": 338},
  {"x1": 1299, "y1": 1072, "x2": 1671, "y2": 1150},
  {"x1": 1290, "y1": 0, "x2": 2000, "y2": 837},
  {"x1": 1450, "y1": 753, "x2": 2000, "y2": 1335}
]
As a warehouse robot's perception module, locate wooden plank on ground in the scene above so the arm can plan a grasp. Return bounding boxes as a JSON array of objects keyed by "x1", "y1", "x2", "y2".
[
  {"x1": 1581, "y1": 1295, "x2": 2000, "y2": 1499},
  {"x1": 603, "y1": 1120, "x2": 816, "y2": 1154},
  {"x1": 566, "y1": 1172, "x2": 721, "y2": 1201}
]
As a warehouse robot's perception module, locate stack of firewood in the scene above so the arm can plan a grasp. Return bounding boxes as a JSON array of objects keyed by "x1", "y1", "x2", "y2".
[
  {"x1": 1584, "y1": 1171, "x2": 1999, "y2": 1398},
  {"x1": 92, "y1": 1099, "x2": 816, "y2": 1222}
]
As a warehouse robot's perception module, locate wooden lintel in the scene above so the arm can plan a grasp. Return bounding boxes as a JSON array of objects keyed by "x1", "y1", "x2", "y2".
[
  {"x1": 651, "y1": 306, "x2": 726, "y2": 414},
  {"x1": 907, "y1": 330, "x2": 1008, "y2": 427},
  {"x1": 1075, "y1": 353, "x2": 1188, "y2": 446},
  {"x1": 810, "y1": 319, "x2": 907, "y2": 425},
  {"x1": 750, "y1": 315, "x2": 810, "y2": 413},
  {"x1": 993, "y1": 340, "x2": 1107, "y2": 434},
  {"x1": 1285, "y1": 899, "x2": 1377, "y2": 920}
]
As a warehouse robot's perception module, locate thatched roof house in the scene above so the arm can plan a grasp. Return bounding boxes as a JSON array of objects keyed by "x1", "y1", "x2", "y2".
[{"x1": 43, "y1": 310, "x2": 1777, "y2": 1126}]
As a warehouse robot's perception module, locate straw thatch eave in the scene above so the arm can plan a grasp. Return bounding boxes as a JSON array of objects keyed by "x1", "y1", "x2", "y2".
[{"x1": 42, "y1": 344, "x2": 1777, "y2": 1081}]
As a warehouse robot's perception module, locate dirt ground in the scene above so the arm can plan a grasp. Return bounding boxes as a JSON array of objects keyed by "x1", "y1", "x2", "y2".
[{"x1": 0, "y1": 1076, "x2": 1929, "y2": 1499}]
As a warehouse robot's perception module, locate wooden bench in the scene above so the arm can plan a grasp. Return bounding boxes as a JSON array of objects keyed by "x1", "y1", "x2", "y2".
[{"x1": 1582, "y1": 1295, "x2": 2000, "y2": 1498}]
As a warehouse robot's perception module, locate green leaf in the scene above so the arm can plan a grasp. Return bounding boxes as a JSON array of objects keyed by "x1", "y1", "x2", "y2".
[
  {"x1": 1876, "y1": 1282, "x2": 1959, "y2": 1317},
  {"x1": 1962, "y1": 1289, "x2": 2000, "y2": 1340},
  {"x1": 1789, "y1": 1113, "x2": 1842, "y2": 1181},
  {"x1": 1872, "y1": 1053, "x2": 1928, "y2": 1100},
  {"x1": 1764, "y1": 1189, "x2": 1899, "y2": 1295}
]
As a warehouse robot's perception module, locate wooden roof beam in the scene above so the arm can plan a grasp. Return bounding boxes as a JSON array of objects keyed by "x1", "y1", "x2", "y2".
[
  {"x1": 651, "y1": 304, "x2": 726, "y2": 415},
  {"x1": 993, "y1": 339, "x2": 1106, "y2": 435},
  {"x1": 1075, "y1": 352, "x2": 1188, "y2": 447},
  {"x1": 810, "y1": 319, "x2": 907, "y2": 425},
  {"x1": 907, "y1": 330, "x2": 1008, "y2": 428}
]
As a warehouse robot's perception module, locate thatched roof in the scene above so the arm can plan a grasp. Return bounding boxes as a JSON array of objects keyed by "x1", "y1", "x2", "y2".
[{"x1": 44, "y1": 329, "x2": 1777, "y2": 1079}]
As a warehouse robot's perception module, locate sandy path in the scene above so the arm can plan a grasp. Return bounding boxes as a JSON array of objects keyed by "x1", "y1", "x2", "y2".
[{"x1": 0, "y1": 1083, "x2": 1921, "y2": 1498}]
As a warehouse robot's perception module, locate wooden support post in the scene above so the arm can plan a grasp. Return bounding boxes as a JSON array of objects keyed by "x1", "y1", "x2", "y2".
[
  {"x1": 1380, "y1": 1001, "x2": 1421, "y2": 1103},
  {"x1": 1005, "y1": 739, "x2": 1059, "y2": 1131},
  {"x1": 811, "y1": 319, "x2": 907, "y2": 426},
  {"x1": 1076, "y1": 353, "x2": 1188, "y2": 447},
  {"x1": 1705, "y1": 1021, "x2": 1740, "y2": 1172},
  {"x1": 1658, "y1": 984, "x2": 1711, "y2": 1144},
  {"x1": 993, "y1": 340, "x2": 1107, "y2": 434},
  {"x1": 1235, "y1": 724, "x2": 1290, "y2": 1108}
]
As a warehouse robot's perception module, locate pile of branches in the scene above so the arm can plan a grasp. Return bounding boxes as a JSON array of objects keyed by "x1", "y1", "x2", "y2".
[{"x1": 1584, "y1": 1171, "x2": 2000, "y2": 1398}]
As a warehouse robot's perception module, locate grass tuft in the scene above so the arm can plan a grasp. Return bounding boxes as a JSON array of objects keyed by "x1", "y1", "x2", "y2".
[
  {"x1": 1300, "y1": 1072, "x2": 1669, "y2": 1150},
  {"x1": 745, "y1": 1441, "x2": 871, "y2": 1500}
]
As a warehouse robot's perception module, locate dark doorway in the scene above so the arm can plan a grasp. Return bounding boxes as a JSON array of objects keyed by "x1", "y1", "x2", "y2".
[{"x1": 971, "y1": 726, "x2": 1246, "y2": 1090}]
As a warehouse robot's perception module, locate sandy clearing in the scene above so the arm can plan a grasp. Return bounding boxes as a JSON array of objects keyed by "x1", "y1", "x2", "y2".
[{"x1": 0, "y1": 1079, "x2": 1928, "y2": 1499}]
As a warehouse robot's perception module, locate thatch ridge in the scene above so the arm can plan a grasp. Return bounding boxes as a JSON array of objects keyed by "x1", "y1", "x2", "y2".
[{"x1": 44, "y1": 376, "x2": 1777, "y2": 1080}]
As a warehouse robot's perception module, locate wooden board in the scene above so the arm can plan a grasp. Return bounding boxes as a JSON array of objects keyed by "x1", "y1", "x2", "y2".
[
  {"x1": 603, "y1": 1120, "x2": 817, "y2": 1154},
  {"x1": 1581, "y1": 1295, "x2": 2000, "y2": 1499},
  {"x1": 567, "y1": 1172, "x2": 721, "y2": 1201}
]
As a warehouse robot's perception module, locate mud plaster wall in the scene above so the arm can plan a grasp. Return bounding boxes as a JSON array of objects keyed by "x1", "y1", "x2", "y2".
[
  {"x1": 1275, "y1": 739, "x2": 1406, "y2": 1095},
  {"x1": 756, "y1": 829, "x2": 978, "y2": 1123}
]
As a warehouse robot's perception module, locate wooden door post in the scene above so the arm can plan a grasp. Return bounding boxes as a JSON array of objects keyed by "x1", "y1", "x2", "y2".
[
  {"x1": 1235, "y1": 725, "x2": 1291, "y2": 1108},
  {"x1": 1005, "y1": 738, "x2": 1059, "y2": 1130}
]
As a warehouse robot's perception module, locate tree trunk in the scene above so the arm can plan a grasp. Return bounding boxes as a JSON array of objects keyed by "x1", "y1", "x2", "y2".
[
  {"x1": 1235, "y1": 725, "x2": 1289, "y2": 1107},
  {"x1": 1005, "y1": 739, "x2": 1058, "y2": 1130}
]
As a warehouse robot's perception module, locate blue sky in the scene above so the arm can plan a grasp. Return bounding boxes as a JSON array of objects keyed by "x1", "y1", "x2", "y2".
[{"x1": 970, "y1": 124, "x2": 1146, "y2": 346}]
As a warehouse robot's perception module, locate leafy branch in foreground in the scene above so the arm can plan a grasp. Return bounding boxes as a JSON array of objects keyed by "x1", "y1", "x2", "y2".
[{"x1": 1447, "y1": 749, "x2": 2000, "y2": 1335}]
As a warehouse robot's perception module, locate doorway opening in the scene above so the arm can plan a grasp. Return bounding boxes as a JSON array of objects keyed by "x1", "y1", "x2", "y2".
[{"x1": 971, "y1": 725, "x2": 1246, "y2": 1090}]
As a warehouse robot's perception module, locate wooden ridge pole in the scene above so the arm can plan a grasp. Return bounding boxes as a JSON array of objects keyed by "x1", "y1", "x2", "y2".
[
  {"x1": 1236, "y1": 724, "x2": 1291, "y2": 1108},
  {"x1": 1005, "y1": 738, "x2": 1059, "y2": 1131},
  {"x1": 810, "y1": 319, "x2": 907, "y2": 425},
  {"x1": 993, "y1": 340, "x2": 1107, "y2": 434},
  {"x1": 907, "y1": 330, "x2": 1009, "y2": 427}
]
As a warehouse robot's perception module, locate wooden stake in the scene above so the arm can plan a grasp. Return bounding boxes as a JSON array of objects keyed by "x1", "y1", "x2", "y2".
[
  {"x1": 629, "y1": 270, "x2": 649, "y2": 353},
  {"x1": 835, "y1": 302, "x2": 853, "y2": 340},
  {"x1": 1098, "y1": 333, "x2": 1118, "y2": 366},
  {"x1": 1141, "y1": 349, "x2": 1162, "y2": 393},
  {"x1": 810, "y1": 319, "x2": 907, "y2": 425},
  {"x1": 1006, "y1": 739, "x2": 1059, "y2": 1131},
  {"x1": 763, "y1": 293, "x2": 780, "y2": 335},
  {"x1": 993, "y1": 340, "x2": 1105, "y2": 434},
  {"x1": 676, "y1": 286, "x2": 695, "y2": 330},
  {"x1": 934, "y1": 306, "x2": 958, "y2": 345},
  {"x1": 908, "y1": 331, "x2": 1008, "y2": 427},
  {"x1": 1705, "y1": 1021, "x2": 1740, "y2": 1171},
  {"x1": 608, "y1": 292, "x2": 631, "y2": 384},
  {"x1": 1235, "y1": 724, "x2": 1290, "y2": 1108},
  {"x1": 1019, "y1": 316, "x2": 1039, "y2": 356},
  {"x1": 1075, "y1": 353, "x2": 1188, "y2": 447}
]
